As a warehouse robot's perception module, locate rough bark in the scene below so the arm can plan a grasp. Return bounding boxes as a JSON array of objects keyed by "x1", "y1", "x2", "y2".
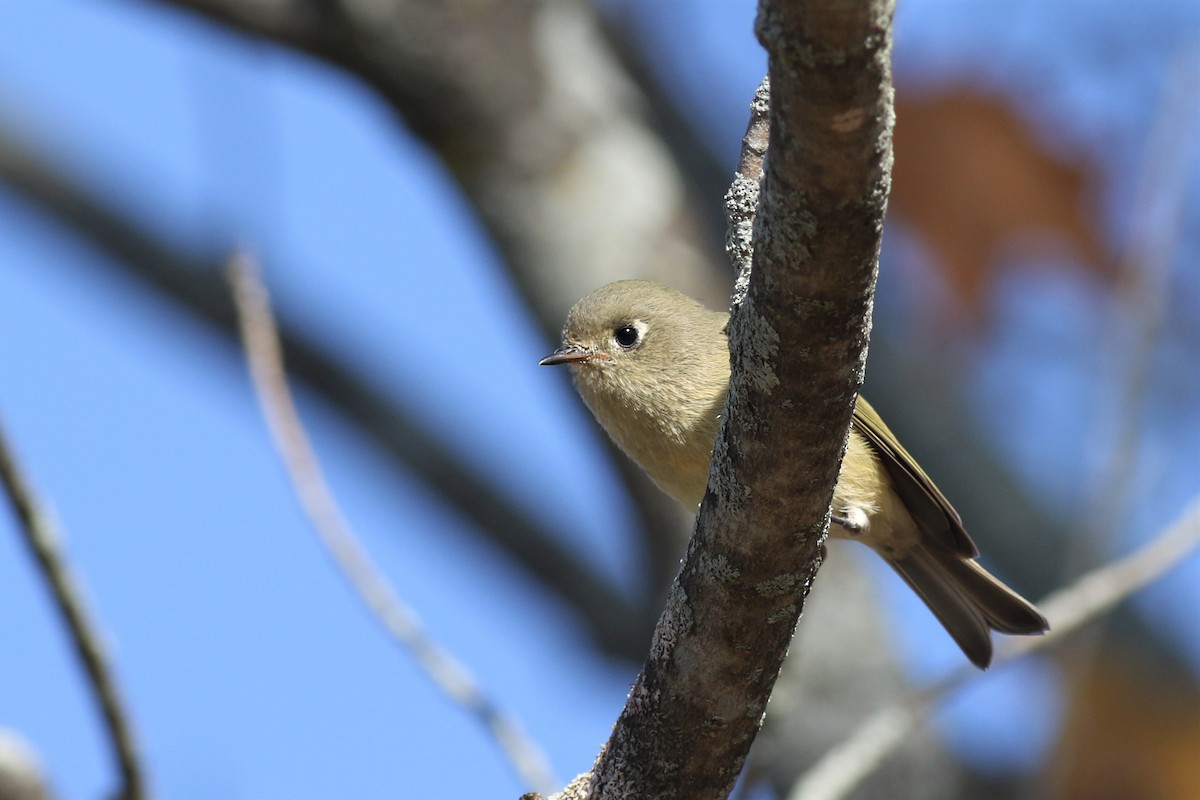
[{"x1": 561, "y1": 2, "x2": 896, "y2": 797}]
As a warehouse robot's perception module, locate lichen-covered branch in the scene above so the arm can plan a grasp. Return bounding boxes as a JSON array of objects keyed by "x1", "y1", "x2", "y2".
[{"x1": 552, "y1": 2, "x2": 897, "y2": 797}]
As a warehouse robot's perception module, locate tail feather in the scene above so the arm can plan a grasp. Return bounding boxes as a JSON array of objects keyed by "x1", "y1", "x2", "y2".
[{"x1": 888, "y1": 546, "x2": 1048, "y2": 669}]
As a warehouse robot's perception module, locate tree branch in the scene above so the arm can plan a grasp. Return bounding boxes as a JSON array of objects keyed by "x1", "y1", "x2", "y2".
[
  {"x1": 547, "y1": 2, "x2": 896, "y2": 795},
  {"x1": 228, "y1": 251, "x2": 556, "y2": 794},
  {"x1": 0, "y1": 421, "x2": 150, "y2": 800}
]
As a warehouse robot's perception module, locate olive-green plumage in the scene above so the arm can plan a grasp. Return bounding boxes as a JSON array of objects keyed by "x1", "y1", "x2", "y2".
[{"x1": 541, "y1": 280, "x2": 1048, "y2": 668}]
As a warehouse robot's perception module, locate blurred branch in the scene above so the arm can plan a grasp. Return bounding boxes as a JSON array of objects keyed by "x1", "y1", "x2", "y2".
[
  {"x1": 228, "y1": 251, "x2": 556, "y2": 794},
  {"x1": 0, "y1": 421, "x2": 149, "y2": 800},
  {"x1": 0, "y1": 127, "x2": 647, "y2": 656},
  {"x1": 1043, "y1": 58, "x2": 1200, "y2": 797},
  {"x1": 0, "y1": 732, "x2": 54, "y2": 800},
  {"x1": 1081, "y1": 51, "x2": 1200, "y2": 553},
  {"x1": 788, "y1": 494, "x2": 1200, "y2": 800},
  {"x1": 146, "y1": 0, "x2": 727, "y2": 317},
  {"x1": 141, "y1": 0, "x2": 729, "y2": 610},
  {"x1": 595, "y1": 8, "x2": 733, "y2": 275}
]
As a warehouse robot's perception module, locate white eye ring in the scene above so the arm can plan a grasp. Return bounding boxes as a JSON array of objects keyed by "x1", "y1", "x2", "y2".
[{"x1": 613, "y1": 320, "x2": 646, "y2": 349}]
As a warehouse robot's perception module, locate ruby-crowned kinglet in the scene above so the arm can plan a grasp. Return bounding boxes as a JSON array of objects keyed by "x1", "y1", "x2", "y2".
[{"x1": 541, "y1": 280, "x2": 1048, "y2": 668}]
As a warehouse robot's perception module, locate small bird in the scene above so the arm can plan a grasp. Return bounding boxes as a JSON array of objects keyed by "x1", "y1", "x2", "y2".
[{"x1": 540, "y1": 279, "x2": 1048, "y2": 668}]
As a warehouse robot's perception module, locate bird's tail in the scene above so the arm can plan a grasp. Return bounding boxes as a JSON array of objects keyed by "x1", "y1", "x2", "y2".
[{"x1": 887, "y1": 546, "x2": 1049, "y2": 669}]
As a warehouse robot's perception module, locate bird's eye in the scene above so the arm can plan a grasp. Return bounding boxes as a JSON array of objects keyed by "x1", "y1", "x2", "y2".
[{"x1": 614, "y1": 325, "x2": 640, "y2": 348}]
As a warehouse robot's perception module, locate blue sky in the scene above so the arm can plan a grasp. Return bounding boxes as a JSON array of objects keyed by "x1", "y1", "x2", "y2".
[{"x1": 0, "y1": 2, "x2": 638, "y2": 796}]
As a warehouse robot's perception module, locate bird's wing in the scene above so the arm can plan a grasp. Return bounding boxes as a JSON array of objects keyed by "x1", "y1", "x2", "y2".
[{"x1": 851, "y1": 396, "x2": 978, "y2": 558}]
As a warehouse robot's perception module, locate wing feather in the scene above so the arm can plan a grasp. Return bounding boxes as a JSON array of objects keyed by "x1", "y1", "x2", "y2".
[{"x1": 852, "y1": 396, "x2": 978, "y2": 558}]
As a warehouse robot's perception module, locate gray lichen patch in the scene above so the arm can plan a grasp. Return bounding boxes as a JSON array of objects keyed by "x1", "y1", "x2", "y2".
[
  {"x1": 755, "y1": 572, "x2": 800, "y2": 597},
  {"x1": 792, "y1": 296, "x2": 841, "y2": 319},
  {"x1": 698, "y1": 551, "x2": 741, "y2": 582},
  {"x1": 709, "y1": 430, "x2": 750, "y2": 512},
  {"x1": 724, "y1": 177, "x2": 761, "y2": 273},
  {"x1": 649, "y1": 581, "x2": 693, "y2": 662},
  {"x1": 757, "y1": 196, "x2": 817, "y2": 262},
  {"x1": 728, "y1": 294, "x2": 781, "y2": 396},
  {"x1": 766, "y1": 604, "x2": 798, "y2": 625}
]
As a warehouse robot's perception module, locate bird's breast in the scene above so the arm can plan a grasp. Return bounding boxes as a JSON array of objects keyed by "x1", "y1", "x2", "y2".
[{"x1": 575, "y1": 371, "x2": 720, "y2": 508}]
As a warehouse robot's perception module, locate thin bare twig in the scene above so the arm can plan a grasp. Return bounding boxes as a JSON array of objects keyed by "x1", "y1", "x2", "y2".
[
  {"x1": 787, "y1": 495, "x2": 1200, "y2": 800},
  {"x1": 0, "y1": 421, "x2": 149, "y2": 800},
  {"x1": 0, "y1": 127, "x2": 646, "y2": 658},
  {"x1": 227, "y1": 251, "x2": 555, "y2": 794},
  {"x1": 1082, "y1": 53, "x2": 1200, "y2": 546},
  {"x1": 1038, "y1": 56, "x2": 1200, "y2": 797}
]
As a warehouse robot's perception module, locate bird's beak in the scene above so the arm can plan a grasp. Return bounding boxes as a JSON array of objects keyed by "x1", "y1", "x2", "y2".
[{"x1": 539, "y1": 345, "x2": 610, "y2": 366}]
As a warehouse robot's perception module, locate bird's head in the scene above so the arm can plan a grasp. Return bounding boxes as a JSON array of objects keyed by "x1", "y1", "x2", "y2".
[{"x1": 540, "y1": 280, "x2": 729, "y2": 440}]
